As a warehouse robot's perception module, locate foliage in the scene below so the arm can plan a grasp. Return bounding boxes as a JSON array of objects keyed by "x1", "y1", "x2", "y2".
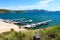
[
  {"x1": 0, "y1": 26, "x2": 60, "y2": 40},
  {"x1": 39, "y1": 26, "x2": 60, "y2": 40},
  {"x1": 0, "y1": 9, "x2": 11, "y2": 13},
  {"x1": 0, "y1": 29, "x2": 35, "y2": 40}
]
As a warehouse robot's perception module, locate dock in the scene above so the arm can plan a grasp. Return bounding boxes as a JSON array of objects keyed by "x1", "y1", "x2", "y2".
[{"x1": 22, "y1": 20, "x2": 52, "y2": 28}]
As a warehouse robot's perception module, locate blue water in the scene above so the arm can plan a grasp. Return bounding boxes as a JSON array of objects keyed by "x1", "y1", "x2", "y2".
[{"x1": 0, "y1": 11, "x2": 60, "y2": 28}]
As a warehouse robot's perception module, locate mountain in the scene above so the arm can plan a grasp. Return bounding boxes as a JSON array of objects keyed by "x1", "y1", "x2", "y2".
[{"x1": 0, "y1": 9, "x2": 59, "y2": 13}]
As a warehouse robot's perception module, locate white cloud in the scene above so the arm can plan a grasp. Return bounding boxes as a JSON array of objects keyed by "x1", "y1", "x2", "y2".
[
  {"x1": 0, "y1": 0, "x2": 54, "y2": 10},
  {"x1": 36, "y1": 0, "x2": 54, "y2": 9},
  {"x1": 17, "y1": 0, "x2": 54, "y2": 10},
  {"x1": 37, "y1": 0, "x2": 53, "y2": 5}
]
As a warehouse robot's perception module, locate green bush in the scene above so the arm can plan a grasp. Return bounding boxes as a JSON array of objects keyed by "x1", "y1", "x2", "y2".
[
  {"x1": 39, "y1": 26, "x2": 60, "y2": 40},
  {"x1": 0, "y1": 29, "x2": 35, "y2": 40}
]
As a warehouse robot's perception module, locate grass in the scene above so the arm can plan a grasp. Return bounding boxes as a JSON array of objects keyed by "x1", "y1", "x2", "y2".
[{"x1": 0, "y1": 25, "x2": 60, "y2": 40}]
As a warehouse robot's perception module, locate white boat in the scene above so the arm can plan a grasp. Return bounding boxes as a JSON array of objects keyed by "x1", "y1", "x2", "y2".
[{"x1": 25, "y1": 20, "x2": 33, "y2": 22}]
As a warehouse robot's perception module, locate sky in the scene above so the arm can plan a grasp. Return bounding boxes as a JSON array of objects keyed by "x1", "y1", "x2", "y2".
[{"x1": 0, "y1": 0, "x2": 60, "y2": 11}]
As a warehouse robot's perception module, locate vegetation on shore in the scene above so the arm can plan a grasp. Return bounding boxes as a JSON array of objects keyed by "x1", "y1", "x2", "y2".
[
  {"x1": 0, "y1": 26, "x2": 60, "y2": 40},
  {"x1": 0, "y1": 9, "x2": 11, "y2": 13},
  {"x1": 0, "y1": 9, "x2": 24, "y2": 13}
]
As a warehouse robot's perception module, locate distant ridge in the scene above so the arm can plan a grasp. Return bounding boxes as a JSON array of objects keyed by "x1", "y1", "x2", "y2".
[
  {"x1": 0, "y1": 9, "x2": 60, "y2": 13},
  {"x1": 0, "y1": 9, "x2": 24, "y2": 13}
]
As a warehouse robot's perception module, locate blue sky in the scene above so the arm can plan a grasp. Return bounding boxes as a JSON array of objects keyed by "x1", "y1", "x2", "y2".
[{"x1": 0, "y1": 0, "x2": 60, "y2": 11}]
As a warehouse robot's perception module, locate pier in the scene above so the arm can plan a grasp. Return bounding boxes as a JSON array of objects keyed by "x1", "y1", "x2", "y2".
[{"x1": 22, "y1": 20, "x2": 52, "y2": 28}]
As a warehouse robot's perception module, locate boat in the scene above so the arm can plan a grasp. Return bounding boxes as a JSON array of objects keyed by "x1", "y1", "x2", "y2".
[
  {"x1": 25, "y1": 20, "x2": 33, "y2": 23},
  {"x1": 3, "y1": 19, "x2": 33, "y2": 25}
]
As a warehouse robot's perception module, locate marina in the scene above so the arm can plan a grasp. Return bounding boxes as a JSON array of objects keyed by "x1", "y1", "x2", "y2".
[{"x1": 1, "y1": 19, "x2": 52, "y2": 29}]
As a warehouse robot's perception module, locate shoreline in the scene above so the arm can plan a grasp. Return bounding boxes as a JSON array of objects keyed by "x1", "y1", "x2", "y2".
[{"x1": 0, "y1": 19, "x2": 26, "y2": 33}]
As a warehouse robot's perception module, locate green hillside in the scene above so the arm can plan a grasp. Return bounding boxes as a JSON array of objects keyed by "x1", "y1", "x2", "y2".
[{"x1": 0, "y1": 9, "x2": 11, "y2": 13}]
